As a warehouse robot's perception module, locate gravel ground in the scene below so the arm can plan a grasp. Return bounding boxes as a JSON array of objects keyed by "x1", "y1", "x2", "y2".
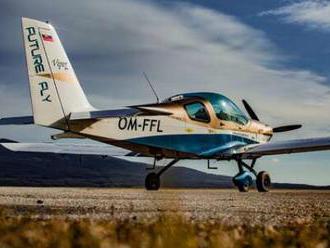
[{"x1": 0, "y1": 187, "x2": 329, "y2": 226}]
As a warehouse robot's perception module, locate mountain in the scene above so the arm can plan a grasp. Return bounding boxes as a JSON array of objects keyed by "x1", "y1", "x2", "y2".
[{"x1": 0, "y1": 144, "x2": 329, "y2": 189}]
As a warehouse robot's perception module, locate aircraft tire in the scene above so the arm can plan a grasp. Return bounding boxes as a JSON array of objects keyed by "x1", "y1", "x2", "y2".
[
  {"x1": 233, "y1": 171, "x2": 252, "y2": 192},
  {"x1": 145, "y1": 172, "x2": 160, "y2": 190},
  {"x1": 237, "y1": 181, "x2": 249, "y2": 192},
  {"x1": 256, "y1": 171, "x2": 271, "y2": 192}
]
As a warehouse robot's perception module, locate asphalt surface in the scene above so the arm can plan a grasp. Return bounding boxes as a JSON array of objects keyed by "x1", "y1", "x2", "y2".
[{"x1": 0, "y1": 187, "x2": 329, "y2": 226}]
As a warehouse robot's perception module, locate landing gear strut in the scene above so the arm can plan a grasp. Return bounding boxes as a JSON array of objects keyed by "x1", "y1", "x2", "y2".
[
  {"x1": 145, "y1": 159, "x2": 179, "y2": 191},
  {"x1": 233, "y1": 159, "x2": 271, "y2": 192},
  {"x1": 233, "y1": 159, "x2": 255, "y2": 192}
]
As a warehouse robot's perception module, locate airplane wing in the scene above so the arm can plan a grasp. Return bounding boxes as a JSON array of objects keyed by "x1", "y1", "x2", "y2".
[
  {"x1": 2, "y1": 137, "x2": 330, "y2": 160},
  {"x1": 234, "y1": 137, "x2": 330, "y2": 159}
]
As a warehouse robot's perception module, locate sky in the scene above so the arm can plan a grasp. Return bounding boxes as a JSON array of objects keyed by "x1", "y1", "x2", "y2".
[{"x1": 0, "y1": 0, "x2": 330, "y2": 185}]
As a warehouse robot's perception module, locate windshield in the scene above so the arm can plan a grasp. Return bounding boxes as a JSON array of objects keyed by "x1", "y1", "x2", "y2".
[{"x1": 212, "y1": 97, "x2": 248, "y2": 125}]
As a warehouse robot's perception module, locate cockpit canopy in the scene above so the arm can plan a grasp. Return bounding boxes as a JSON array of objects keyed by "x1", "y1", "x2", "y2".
[{"x1": 164, "y1": 92, "x2": 249, "y2": 125}]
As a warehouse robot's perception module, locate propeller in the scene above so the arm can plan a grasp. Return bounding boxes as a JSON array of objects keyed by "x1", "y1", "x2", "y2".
[
  {"x1": 242, "y1": 99, "x2": 259, "y2": 121},
  {"x1": 272, "y1": 125, "x2": 302, "y2": 133},
  {"x1": 242, "y1": 99, "x2": 302, "y2": 133}
]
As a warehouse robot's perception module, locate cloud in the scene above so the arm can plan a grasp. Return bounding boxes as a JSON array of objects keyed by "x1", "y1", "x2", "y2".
[
  {"x1": 0, "y1": 0, "x2": 329, "y2": 143},
  {"x1": 259, "y1": 0, "x2": 330, "y2": 32}
]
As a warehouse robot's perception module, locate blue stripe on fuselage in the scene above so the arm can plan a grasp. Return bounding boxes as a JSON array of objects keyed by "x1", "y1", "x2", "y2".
[{"x1": 126, "y1": 134, "x2": 258, "y2": 156}]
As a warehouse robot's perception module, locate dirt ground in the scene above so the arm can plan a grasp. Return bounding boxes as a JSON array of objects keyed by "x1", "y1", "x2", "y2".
[{"x1": 0, "y1": 187, "x2": 328, "y2": 226}]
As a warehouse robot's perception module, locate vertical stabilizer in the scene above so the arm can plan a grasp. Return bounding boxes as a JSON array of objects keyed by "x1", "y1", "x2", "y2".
[{"x1": 21, "y1": 17, "x2": 93, "y2": 129}]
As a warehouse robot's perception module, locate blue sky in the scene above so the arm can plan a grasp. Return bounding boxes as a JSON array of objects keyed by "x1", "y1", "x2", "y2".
[{"x1": 0, "y1": 0, "x2": 330, "y2": 185}]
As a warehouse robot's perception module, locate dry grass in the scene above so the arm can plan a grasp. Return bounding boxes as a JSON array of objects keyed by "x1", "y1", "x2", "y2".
[{"x1": 0, "y1": 208, "x2": 328, "y2": 248}]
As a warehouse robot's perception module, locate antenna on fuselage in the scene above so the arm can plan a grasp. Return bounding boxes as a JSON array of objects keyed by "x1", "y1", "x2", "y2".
[{"x1": 142, "y1": 72, "x2": 160, "y2": 104}]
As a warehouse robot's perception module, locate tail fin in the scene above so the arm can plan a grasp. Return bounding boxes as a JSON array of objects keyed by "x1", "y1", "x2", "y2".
[{"x1": 21, "y1": 17, "x2": 93, "y2": 129}]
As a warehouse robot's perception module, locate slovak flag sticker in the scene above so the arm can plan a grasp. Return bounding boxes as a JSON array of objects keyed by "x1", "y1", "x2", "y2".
[{"x1": 42, "y1": 34, "x2": 54, "y2": 42}]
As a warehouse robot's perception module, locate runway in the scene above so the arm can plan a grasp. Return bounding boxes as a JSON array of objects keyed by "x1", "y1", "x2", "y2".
[{"x1": 0, "y1": 187, "x2": 329, "y2": 226}]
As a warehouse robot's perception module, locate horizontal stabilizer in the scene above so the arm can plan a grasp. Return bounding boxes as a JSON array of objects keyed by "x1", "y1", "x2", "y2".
[
  {"x1": 130, "y1": 103, "x2": 174, "y2": 115},
  {"x1": 51, "y1": 132, "x2": 86, "y2": 140},
  {"x1": 0, "y1": 116, "x2": 34, "y2": 125},
  {"x1": 70, "y1": 109, "x2": 139, "y2": 120},
  {"x1": 131, "y1": 106, "x2": 173, "y2": 115},
  {"x1": 70, "y1": 107, "x2": 172, "y2": 121}
]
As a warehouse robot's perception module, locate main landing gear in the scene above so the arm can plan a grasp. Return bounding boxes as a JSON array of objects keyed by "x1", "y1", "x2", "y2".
[
  {"x1": 145, "y1": 159, "x2": 179, "y2": 190},
  {"x1": 232, "y1": 159, "x2": 271, "y2": 192}
]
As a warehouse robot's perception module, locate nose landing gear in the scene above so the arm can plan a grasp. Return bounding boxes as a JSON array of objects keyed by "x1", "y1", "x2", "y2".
[
  {"x1": 233, "y1": 171, "x2": 253, "y2": 192},
  {"x1": 234, "y1": 159, "x2": 271, "y2": 192}
]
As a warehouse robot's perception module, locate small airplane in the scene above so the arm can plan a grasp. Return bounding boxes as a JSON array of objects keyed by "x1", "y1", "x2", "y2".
[{"x1": 1, "y1": 17, "x2": 330, "y2": 192}]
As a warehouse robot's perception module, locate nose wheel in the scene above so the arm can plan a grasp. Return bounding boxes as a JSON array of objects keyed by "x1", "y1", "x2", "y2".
[
  {"x1": 233, "y1": 171, "x2": 253, "y2": 192},
  {"x1": 234, "y1": 159, "x2": 271, "y2": 192},
  {"x1": 238, "y1": 182, "x2": 250, "y2": 192}
]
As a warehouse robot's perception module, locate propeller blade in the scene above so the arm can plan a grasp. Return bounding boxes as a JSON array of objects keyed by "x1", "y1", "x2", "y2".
[
  {"x1": 273, "y1": 124, "x2": 302, "y2": 133},
  {"x1": 242, "y1": 99, "x2": 259, "y2": 121}
]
